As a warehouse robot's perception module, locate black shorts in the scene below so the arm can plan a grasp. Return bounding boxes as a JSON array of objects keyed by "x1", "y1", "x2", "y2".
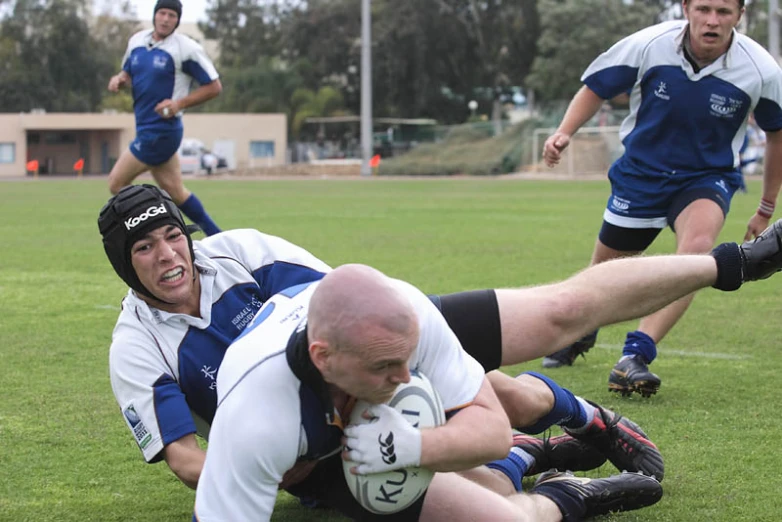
[
  {"x1": 429, "y1": 289, "x2": 503, "y2": 372},
  {"x1": 285, "y1": 453, "x2": 426, "y2": 521}
]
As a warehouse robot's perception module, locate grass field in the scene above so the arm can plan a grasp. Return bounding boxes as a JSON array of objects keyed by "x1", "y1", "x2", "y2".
[{"x1": 1, "y1": 177, "x2": 781, "y2": 521}]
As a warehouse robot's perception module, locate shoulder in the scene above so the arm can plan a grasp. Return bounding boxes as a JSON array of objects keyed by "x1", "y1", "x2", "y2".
[
  {"x1": 733, "y1": 33, "x2": 781, "y2": 78},
  {"x1": 127, "y1": 29, "x2": 151, "y2": 47},
  {"x1": 172, "y1": 32, "x2": 205, "y2": 51},
  {"x1": 109, "y1": 302, "x2": 159, "y2": 365},
  {"x1": 194, "y1": 229, "x2": 272, "y2": 258}
]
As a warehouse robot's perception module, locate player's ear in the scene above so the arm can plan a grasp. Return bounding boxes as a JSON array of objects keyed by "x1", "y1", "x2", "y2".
[{"x1": 308, "y1": 340, "x2": 331, "y2": 373}]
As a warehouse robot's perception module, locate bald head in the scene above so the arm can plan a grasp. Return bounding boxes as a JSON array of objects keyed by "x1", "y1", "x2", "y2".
[{"x1": 309, "y1": 264, "x2": 419, "y2": 354}]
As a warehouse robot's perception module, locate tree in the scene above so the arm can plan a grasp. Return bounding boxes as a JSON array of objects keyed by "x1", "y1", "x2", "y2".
[
  {"x1": 201, "y1": 0, "x2": 292, "y2": 68},
  {"x1": 0, "y1": 0, "x2": 128, "y2": 112},
  {"x1": 526, "y1": 0, "x2": 658, "y2": 103},
  {"x1": 290, "y1": 85, "x2": 347, "y2": 138}
]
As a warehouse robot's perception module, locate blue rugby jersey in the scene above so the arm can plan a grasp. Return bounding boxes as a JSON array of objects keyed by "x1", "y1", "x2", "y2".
[
  {"x1": 122, "y1": 30, "x2": 219, "y2": 133},
  {"x1": 582, "y1": 20, "x2": 782, "y2": 178},
  {"x1": 109, "y1": 229, "x2": 330, "y2": 463}
]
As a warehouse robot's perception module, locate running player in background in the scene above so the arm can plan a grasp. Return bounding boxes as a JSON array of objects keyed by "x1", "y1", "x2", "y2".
[{"x1": 106, "y1": 0, "x2": 222, "y2": 236}]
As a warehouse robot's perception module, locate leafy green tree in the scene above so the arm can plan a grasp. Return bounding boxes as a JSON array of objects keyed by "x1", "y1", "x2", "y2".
[
  {"x1": 290, "y1": 85, "x2": 347, "y2": 138},
  {"x1": 526, "y1": 0, "x2": 658, "y2": 103},
  {"x1": 197, "y1": 56, "x2": 306, "y2": 115},
  {"x1": 0, "y1": 0, "x2": 126, "y2": 112}
]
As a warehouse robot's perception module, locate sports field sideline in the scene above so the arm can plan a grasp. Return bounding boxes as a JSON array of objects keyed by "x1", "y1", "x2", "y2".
[{"x1": 1, "y1": 177, "x2": 780, "y2": 521}]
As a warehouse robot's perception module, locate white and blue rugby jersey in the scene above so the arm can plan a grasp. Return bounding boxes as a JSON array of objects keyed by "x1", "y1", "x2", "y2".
[
  {"x1": 583, "y1": 20, "x2": 782, "y2": 177},
  {"x1": 122, "y1": 30, "x2": 219, "y2": 133},
  {"x1": 194, "y1": 278, "x2": 485, "y2": 521},
  {"x1": 109, "y1": 229, "x2": 330, "y2": 463}
]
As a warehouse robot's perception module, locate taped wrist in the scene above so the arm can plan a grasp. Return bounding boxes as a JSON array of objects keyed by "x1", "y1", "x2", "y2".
[{"x1": 711, "y1": 242, "x2": 743, "y2": 291}]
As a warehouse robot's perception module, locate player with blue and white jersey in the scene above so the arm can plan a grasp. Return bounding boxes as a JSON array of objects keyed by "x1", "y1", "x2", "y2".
[
  {"x1": 100, "y1": 185, "x2": 680, "y2": 497},
  {"x1": 99, "y1": 185, "x2": 330, "y2": 488},
  {"x1": 541, "y1": 0, "x2": 782, "y2": 398},
  {"x1": 194, "y1": 265, "x2": 665, "y2": 522},
  {"x1": 106, "y1": 0, "x2": 222, "y2": 237}
]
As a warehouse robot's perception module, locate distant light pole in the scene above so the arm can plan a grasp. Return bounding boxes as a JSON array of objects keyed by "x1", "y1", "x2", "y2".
[
  {"x1": 771, "y1": 0, "x2": 781, "y2": 65},
  {"x1": 360, "y1": 0, "x2": 373, "y2": 176},
  {"x1": 468, "y1": 100, "x2": 478, "y2": 119}
]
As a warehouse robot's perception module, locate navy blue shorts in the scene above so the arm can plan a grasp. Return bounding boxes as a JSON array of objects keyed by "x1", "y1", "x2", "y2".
[
  {"x1": 129, "y1": 127, "x2": 183, "y2": 167},
  {"x1": 603, "y1": 166, "x2": 742, "y2": 230}
]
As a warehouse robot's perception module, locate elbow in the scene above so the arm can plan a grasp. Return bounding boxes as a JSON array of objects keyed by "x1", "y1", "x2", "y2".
[
  {"x1": 170, "y1": 464, "x2": 200, "y2": 490},
  {"x1": 211, "y1": 79, "x2": 223, "y2": 97},
  {"x1": 487, "y1": 415, "x2": 514, "y2": 462}
]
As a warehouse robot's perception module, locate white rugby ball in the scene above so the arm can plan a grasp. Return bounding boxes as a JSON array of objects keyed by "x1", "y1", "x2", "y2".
[{"x1": 343, "y1": 370, "x2": 445, "y2": 514}]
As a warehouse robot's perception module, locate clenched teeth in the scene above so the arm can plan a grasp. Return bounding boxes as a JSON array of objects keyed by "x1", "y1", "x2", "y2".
[{"x1": 161, "y1": 267, "x2": 185, "y2": 282}]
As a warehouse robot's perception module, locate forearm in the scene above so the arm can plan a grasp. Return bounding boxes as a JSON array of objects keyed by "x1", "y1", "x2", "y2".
[
  {"x1": 175, "y1": 80, "x2": 221, "y2": 110},
  {"x1": 556, "y1": 86, "x2": 605, "y2": 136},
  {"x1": 761, "y1": 131, "x2": 782, "y2": 205},
  {"x1": 164, "y1": 437, "x2": 206, "y2": 490},
  {"x1": 419, "y1": 381, "x2": 512, "y2": 472}
]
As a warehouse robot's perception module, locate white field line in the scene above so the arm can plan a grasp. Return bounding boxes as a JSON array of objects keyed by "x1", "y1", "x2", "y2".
[{"x1": 594, "y1": 343, "x2": 751, "y2": 361}]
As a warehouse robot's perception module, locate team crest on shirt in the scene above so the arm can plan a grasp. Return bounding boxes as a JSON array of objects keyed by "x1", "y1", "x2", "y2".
[
  {"x1": 709, "y1": 94, "x2": 742, "y2": 119},
  {"x1": 153, "y1": 55, "x2": 168, "y2": 69},
  {"x1": 123, "y1": 404, "x2": 152, "y2": 450}
]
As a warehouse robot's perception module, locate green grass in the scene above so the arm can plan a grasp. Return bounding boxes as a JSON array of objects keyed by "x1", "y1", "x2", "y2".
[{"x1": 1, "y1": 177, "x2": 781, "y2": 521}]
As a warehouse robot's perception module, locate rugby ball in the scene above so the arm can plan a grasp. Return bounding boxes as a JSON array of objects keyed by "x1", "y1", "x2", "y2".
[{"x1": 342, "y1": 370, "x2": 445, "y2": 514}]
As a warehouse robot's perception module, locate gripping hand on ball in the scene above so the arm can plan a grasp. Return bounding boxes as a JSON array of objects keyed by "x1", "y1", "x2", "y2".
[{"x1": 343, "y1": 404, "x2": 422, "y2": 475}]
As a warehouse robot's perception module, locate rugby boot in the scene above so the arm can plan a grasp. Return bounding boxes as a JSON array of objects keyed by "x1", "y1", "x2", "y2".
[
  {"x1": 738, "y1": 218, "x2": 782, "y2": 281},
  {"x1": 512, "y1": 431, "x2": 607, "y2": 476},
  {"x1": 608, "y1": 355, "x2": 661, "y2": 398},
  {"x1": 542, "y1": 330, "x2": 598, "y2": 368},
  {"x1": 564, "y1": 400, "x2": 664, "y2": 481},
  {"x1": 531, "y1": 470, "x2": 663, "y2": 521}
]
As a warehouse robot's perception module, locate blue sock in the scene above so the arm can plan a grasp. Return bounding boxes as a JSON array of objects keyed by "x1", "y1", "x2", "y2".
[
  {"x1": 622, "y1": 330, "x2": 657, "y2": 363},
  {"x1": 178, "y1": 194, "x2": 221, "y2": 236},
  {"x1": 485, "y1": 447, "x2": 534, "y2": 492},
  {"x1": 517, "y1": 372, "x2": 587, "y2": 433}
]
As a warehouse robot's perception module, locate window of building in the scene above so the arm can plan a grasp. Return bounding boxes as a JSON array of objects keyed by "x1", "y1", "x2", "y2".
[
  {"x1": 44, "y1": 132, "x2": 77, "y2": 145},
  {"x1": 0, "y1": 143, "x2": 15, "y2": 164},
  {"x1": 250, "y1": 141, "x2": 275, "y2": 158}
]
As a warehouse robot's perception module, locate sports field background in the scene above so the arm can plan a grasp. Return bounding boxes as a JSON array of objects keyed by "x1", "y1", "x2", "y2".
[{"x1": 1, "y1": 177, "x2": 781, "y2": 521}]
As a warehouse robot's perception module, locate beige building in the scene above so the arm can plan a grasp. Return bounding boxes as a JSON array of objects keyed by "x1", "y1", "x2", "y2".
[{"x1": 0, "y1": 112, "x2": 287, "y2": 178}]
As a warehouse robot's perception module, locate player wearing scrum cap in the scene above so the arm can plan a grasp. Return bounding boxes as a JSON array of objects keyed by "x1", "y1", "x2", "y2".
[
  {"x1": 106, "y1": 0, "x2": 222, "y2": 237},
  {"x1": 99, "y1": 185, "x2": 669, "y2": 497}
]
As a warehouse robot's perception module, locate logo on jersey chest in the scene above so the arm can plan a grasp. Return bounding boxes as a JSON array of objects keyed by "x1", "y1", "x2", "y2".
[
  {"x1": 654, "y1": 81, "x2": 670, "y2": 101},
  {"x1": 153, "y1": 55, "x2": 168, "y2": 69},
  {"x1": 230, "y1": 295, "x2": 263, "y2": 331},
  {"x1": 709, "y1": 94, "x2": 742, "y2": 119}
]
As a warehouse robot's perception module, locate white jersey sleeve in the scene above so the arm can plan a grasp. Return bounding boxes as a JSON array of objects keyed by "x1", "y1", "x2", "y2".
[
  {"x1": 178, "y1": 33, "x2": 219, "y2": 86},
  {"x1": 743, "y1": 37, "x2": 782, "y2": 132},
  {"x1": 109, "y1": 310, "x2": 194, "y2": 463},
  {"x1": 394, "y1": 280, "x2": 485, "y2": 413}
]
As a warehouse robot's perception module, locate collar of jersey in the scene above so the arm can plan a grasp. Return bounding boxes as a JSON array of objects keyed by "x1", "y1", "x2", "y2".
[
  {"x1": 285, "y1": 323, "x2": 339, "y2": 426},
  {"x1": 675, "y1": 22, "x2": 736, "y2": 72}
]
